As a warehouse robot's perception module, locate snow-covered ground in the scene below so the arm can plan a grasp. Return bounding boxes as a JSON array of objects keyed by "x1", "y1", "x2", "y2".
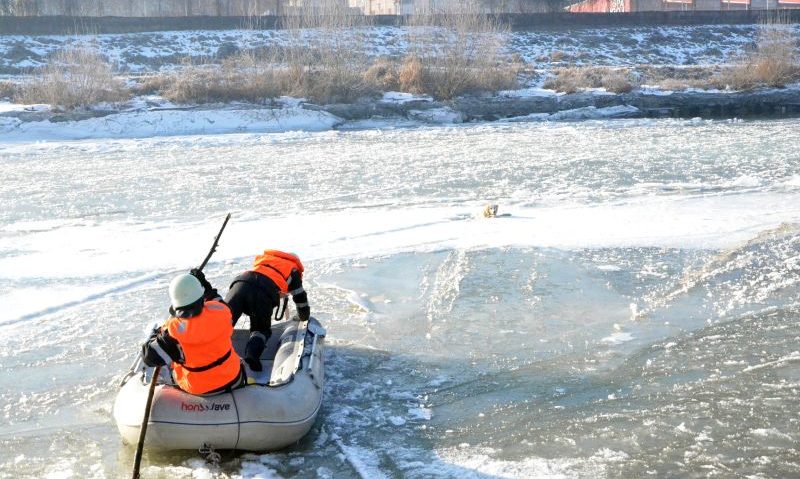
[
  {"x1": 2, "y1": 23, "x2": 798, "y2": 142},
  {"x1": 0, "y1": 102, "x2": 342, "y2": 141},
  {"x1": 0, "y1": 24, "x2": 768, "y2": 75}
]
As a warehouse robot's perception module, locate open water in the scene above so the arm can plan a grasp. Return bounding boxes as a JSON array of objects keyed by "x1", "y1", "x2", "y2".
[{"x1": 2, "y1": 118, "x2": 800, "y2": 478}]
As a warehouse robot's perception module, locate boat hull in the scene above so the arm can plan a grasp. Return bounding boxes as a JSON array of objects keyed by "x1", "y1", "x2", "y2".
[{"x1": 113, "y1": 318, "x2": 325, "y2": 451}]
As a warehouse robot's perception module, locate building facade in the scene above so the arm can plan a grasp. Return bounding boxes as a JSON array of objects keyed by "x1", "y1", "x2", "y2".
[{"x1": 568, "y1": 0, "x2": 800, "y2": 11}]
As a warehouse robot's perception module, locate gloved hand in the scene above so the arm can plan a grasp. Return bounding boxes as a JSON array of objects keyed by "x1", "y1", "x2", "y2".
[
  {"x1": 189, "y1": 268, "x2": 212, "y2": 292},
  {"x1": 297, "y1": 305, "x2": 310, "y2": 322},
  {"x1": 146, "y1": 325, "x2": 161, "y2": 342},
  {"x1": 244, "y1": 356, "x2": 262, "y2": 372}
]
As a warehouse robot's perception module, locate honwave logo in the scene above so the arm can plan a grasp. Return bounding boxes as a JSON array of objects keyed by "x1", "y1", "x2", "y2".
[{"x1": 181, "y1": 402, "x2": 232, "y2": 412}]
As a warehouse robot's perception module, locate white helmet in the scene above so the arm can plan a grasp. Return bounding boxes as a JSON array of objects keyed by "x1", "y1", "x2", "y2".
[{"x1": 169, "y1": 273, "x2": 204, "y2": 309}]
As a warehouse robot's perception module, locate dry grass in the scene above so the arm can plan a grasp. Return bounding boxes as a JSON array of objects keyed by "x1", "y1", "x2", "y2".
[
  {"x1": 715, "y1": 17, "x2": 800, "y2": 90},
  {"x1": 0, "y1": 80, "x2": 16, "y2": 99},
  {"x1": 637, "y1": 65, "x2": 720, "y2": 91},
  {"x1": 151, "y1": 4, "x2": 376, "y2": 104},
  {"x1": 544, "y1": 66, "x2": 635, "y2": 94},
  {"x1": 403, "y1": 4, "x2": 519, "y2": 100},
  {"x1": 654, "y1": 78, "x2": 707, "y2": 91},
  {"x1": 363, "y1": 57, "x2": 400, "y2": 92},
  {"x1": 151, "y1": 54, "x2": 287, "y2": 104},
  {"x1": 278, "y1": 6, "x2": 375, "y2": 103},
  {"x1": 123, "y1": 4, "x2": 518, "y2": 105},
  {"x1": 398, "y1": 56, "x2": 426, "y2": 94},
  {"x1": 15, "y1": 48, "x2": 128, "y2": 109}
]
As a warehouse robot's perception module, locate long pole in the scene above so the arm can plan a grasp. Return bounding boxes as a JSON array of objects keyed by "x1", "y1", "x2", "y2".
[
  {"x1": 198, "y1": 213, "x2": 231, "y2": 272},
  {"x1": 131, "y1": 365, "x2": 161, "y2": 479},
  {"x1": 129, "y1": 212, "x2": 232, "y2": 478}
]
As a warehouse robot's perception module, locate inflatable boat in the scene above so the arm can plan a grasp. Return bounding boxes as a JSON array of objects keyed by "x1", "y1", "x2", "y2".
[{"x1": 113, "y1": 317, "x2": 326, "y2": 451}]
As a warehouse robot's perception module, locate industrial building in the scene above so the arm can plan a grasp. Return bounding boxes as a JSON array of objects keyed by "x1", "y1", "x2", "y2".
[{"x1": 568, "y1": 0, "x2": 800, "y2": 12}]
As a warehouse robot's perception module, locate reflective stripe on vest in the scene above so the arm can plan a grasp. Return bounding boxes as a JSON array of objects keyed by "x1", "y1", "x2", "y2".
[{"x1": 165, "y1": 301, "x2": 241, "y2": 395}]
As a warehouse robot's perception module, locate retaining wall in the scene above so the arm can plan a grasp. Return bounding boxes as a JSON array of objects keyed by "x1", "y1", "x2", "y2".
[{"x1": 1, "y1": 10, "x2": 800, "y2": 35}]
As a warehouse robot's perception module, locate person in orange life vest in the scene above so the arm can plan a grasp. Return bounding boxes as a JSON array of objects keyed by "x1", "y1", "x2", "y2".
[
  {"x1": 142, "y1": 270, "x2": 246, "y2": 395},
  {"x1": 224, "y1": 250, "x2": 310, "y2": 372}
]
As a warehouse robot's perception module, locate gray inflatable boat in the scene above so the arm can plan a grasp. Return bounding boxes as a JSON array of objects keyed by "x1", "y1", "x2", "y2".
[{"x1": 113, "y1": 317, "x2": 326, "y2": 451}]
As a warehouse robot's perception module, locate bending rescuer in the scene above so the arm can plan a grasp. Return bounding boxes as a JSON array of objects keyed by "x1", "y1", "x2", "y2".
[
  {"x1": 141, "y1": 270, "x2": 246, "y2": 395},
  {"x1": 225, "y1": 250, "x2": 310, "y2": 372}
]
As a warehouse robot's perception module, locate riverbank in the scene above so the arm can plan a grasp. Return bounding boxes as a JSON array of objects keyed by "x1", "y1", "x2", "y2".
[
  {"x1": 2, "y1": 85, "x2": 799, "y2": 142},
  {"x1": 2, "y1": 20, "x2": 799, "y2": 140}
]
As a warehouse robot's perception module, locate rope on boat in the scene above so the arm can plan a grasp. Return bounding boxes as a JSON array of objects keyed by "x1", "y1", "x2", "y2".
[{"x1": 199, "y1": 443, "x2": 222, "y2": 466}]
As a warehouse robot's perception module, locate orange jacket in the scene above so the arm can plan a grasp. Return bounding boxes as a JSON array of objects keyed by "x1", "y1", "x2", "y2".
[
  {"x1": 251, "y1": 250, "x2": 304, "y2": 294},
  {"x1": 165, "y1": 301, "x2": 241, "y2": 395}
]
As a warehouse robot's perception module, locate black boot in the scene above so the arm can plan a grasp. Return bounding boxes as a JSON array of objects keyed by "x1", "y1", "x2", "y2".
[{"x1": 244, "y1": 331, "x2": 269, "y2": 372}]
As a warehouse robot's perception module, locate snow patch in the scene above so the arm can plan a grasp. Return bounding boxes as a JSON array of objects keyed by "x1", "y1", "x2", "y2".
[
  {"x1": 601, "y1": 332, "x2": 634, "y2": 345},
  {"x1": 408, "y1": 107, "x2": 465, "y2": 124},
  {"x1": 597, "y1": 264, "x2": 622, "y2": 272},
  {"x1": 0, "y1": 107, "x2": 342, "y2": 142},
  {"x1": 381, "y1": 91, "x2": 433, "y2": 103},
  {"x1": 502, "y1": 105, "x2": 640, "y2": 122}
]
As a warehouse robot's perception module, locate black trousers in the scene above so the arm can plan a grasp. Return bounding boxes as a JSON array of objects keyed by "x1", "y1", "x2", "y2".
[{"x1": 225, "y1": 271, "x2": 280, "y2": 334}]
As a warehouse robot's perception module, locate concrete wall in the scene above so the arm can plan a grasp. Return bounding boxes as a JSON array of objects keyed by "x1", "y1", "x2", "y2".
[
  {"x1": 3, "y1": 0, "x2": 315, "y2": 16},
  {"x1": 2, "y1": 11, "x2": 800, "y2": 32},
  {"x1": 569, "y1": 0, "x2": 800, "y2": 11}
]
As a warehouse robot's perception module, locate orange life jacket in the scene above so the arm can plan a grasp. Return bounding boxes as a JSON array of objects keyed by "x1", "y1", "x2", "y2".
[
  {"x1": 165, "y1": 300, "x2": 241, "y2": 395},
  {"x1": 251, "y1": 250, "x2": 304, "y2": 294}
]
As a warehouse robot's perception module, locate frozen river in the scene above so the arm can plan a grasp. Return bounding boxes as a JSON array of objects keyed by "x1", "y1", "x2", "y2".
[{"x1": 2, "y1": 118, "x2": 800, "y2": 478}]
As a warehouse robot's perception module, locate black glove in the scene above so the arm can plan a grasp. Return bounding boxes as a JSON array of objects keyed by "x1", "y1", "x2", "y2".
[
  {"x1": 244, "y1": 356, "x2": 262, "y2": 372},
  {"x1": 190, "y1": 268, "x2": 213, "y2": 293},
  {"x1": 297, "y1": 305, "x2": 310, "y2": 322}
]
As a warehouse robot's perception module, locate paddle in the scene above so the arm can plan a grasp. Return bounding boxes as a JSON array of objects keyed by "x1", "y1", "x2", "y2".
[
  {"x1": 131, "y1": 365, "x2": 160, "y2": 479},
  {"x1": 130, "y1": 213, "x2": 232, "y2": 479}
]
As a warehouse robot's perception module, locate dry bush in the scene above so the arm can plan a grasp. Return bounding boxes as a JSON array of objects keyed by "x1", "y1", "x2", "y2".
[
  {"x1": 398, "y1": 56, "x2": 427, "y2": 94},
  {"x1": 0, "y1": 80, "x2": 16, "y2": 99},
  {"x1": 150, "y1": 3, "x2": 376, "y2": 105},
  {"x1": 636, "y1": 65, "x2": 719, "y2": 91},
  {"x1": 131, "y1": 74, "x2": 175, "y2": 96},
  {"x1": 544, "y1": 66, "x2": 635, "y2": 94},
  {"x1": 131, "y1": 4, "x2": 521, "y2": 105},
  {"x1": 155, "y1": 54, "x2": 288, "y2": 104},
  {"x1": 403, "y1": 3, "x2": 519, "y2": 100},
  {"x1": 655, "y1": 78, "x2": 695, "y2": 91},
  {"x1": 715, "y1": 17, "x2": 800, "y2": 90},
  {"x1": 278, "y1": 4, "x2": 375, "y2": 103},
  {"x1": 15, "y1": 48, "x2": 128, "y2": 109},
  {"x1": 364, "y1": 57, "x2": 399, "y2": 91}
]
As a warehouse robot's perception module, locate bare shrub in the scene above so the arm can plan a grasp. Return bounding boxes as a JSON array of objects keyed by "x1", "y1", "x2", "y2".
[
  {"x1": 131, "y1": 74, "x2": 174, "y2": 96},
  {"x1": 637, "y1": 65, "x2": 719, "y2": 91},
  {"x1": 151, "y1": 2, "x2": 376, "y2": 105},
  {"x1": 404, "y1": 3, "x2": 519, "y2": 100},
  {"x1": 15, "y1": 48, "x2": 128, "y2": 109},
  {"x1": 131, "y1": 4, "x2": 520, "y2": 104},
  {"x1": 278, "y1": 4, "x2": 375, "y2": 103},
  {"x1": 155, "y1": 54, "x2": 287, "y2": 104},
  {"x1": 655, "y1": 78, "x2": 694, "y2": 91},
  {"x1": 544, "y1": 66, "x2": 635, "y2": 94},
  {"x1": 398, "y1": 56, "x2": 427, "y2": 94},
  {"x1": 0, "y1": 80, "x2": 16, "y2": 100},
  {"x1": 364, "y1": 57, "x2": 399, "y2": 91},
  {"x1": 715, "y1": 17, "x2": 800, "y2": 90}
]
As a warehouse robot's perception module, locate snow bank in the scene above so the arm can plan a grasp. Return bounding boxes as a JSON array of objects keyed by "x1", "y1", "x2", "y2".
[
  {"x1": 502, "y1": 105, "x2": 640, "y2": 122},
  {"x1": 0, "y1": 107, "x2": 342, "y2": 142}
]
